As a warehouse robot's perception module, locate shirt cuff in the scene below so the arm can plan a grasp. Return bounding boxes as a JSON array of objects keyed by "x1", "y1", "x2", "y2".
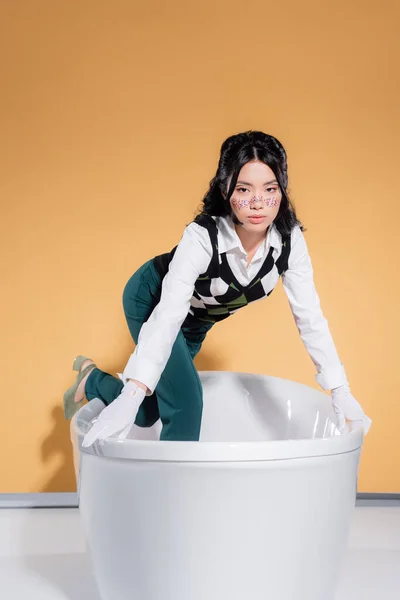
[
  {"x1": 120, "y1": 352, "x2": 159, "y2": 396},
  {"x1": 315, "y1": 364, "x2": 348, "y2": 391}
]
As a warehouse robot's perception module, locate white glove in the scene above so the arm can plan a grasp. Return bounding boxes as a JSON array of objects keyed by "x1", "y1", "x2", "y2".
[
  {"x1": 331, "y1": 383, "x2": 372, "y2": 435},
  {"x1": 82, "y1": 381, "x2": 146, "y2": 447}
]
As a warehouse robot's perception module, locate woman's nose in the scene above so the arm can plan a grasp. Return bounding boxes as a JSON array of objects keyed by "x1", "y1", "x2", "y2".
[{"x1": 249, "y1": 196, "x2": 264, "y2": 208}]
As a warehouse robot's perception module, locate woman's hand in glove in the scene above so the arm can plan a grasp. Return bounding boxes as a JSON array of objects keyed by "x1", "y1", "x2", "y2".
[
  {"x1": 82, "y1": 381, "x2": 146, "y2": 447},
  {"x1": 331, "y1": 383, "x2": 372, "y2": 435}
]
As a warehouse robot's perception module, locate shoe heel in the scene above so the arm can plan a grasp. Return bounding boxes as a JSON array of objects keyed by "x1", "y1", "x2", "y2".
[
  {"x1": 63, "y1": 363, "x2": 95, "y2": 420},
  {"x1": 63, "y1": 387, "x2": 84, "y2": 420}
]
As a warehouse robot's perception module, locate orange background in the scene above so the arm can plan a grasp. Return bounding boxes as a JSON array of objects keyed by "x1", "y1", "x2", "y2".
[{"x1": 1, "y1": 0, "x2": 399, "y2": 493}]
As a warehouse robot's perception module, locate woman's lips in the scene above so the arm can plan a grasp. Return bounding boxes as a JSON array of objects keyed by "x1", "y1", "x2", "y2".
[{"x1": 248, "y1": 215, "x2": 266, "y2": 223}]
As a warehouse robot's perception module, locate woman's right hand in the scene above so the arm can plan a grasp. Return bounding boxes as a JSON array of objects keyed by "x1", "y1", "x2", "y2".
[
  {"x1": 82, "y1": 381, "x2": 146, "y2": 447},
  {"x1": 331, "y1": 384, "x2": 372, "y2": 435}
]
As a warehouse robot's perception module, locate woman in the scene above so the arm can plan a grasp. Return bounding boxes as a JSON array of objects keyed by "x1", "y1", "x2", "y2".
[{"x1": 63, "y1": 131, "x2": 372, "y2": 446}]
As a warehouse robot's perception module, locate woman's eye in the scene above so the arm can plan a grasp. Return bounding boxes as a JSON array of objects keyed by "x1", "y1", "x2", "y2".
[
  {"x1": 237, "y1": 187, "x2": 248, "y2": 193},
  {"x1": 266, "y1": 187, "x2": 277, "y2": 193}
]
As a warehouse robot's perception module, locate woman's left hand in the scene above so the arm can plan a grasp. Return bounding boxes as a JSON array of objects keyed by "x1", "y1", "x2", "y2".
[{"x1": 331, "y1": 384, "x2": 372, "y2": 435}]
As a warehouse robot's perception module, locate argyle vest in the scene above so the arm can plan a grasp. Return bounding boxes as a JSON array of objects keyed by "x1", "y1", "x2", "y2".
[{"x1": 153, "y1": 215, "x2": 291, "y2": 328}]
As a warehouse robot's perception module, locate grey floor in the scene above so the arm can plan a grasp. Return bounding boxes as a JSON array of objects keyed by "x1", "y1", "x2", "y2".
[{"x1": 0, "y1": 505, "x2": 399, "y2": 599}]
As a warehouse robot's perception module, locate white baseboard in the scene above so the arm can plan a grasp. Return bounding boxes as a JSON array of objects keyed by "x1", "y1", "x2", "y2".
[
  {"x1": 356, "y1": 493, "x2": 400, "y2": 506},
  {"x1": 0, "y1": 493, "x2": 78, "y2": 508},
  {"x1": 0, "y1": 492, "x2": 399, "y2": 509}
]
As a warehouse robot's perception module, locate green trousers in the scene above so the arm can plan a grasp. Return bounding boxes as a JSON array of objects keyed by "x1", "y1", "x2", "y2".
[{"x1": 85, "y1": 259, "x2": 213, "y2": 441}]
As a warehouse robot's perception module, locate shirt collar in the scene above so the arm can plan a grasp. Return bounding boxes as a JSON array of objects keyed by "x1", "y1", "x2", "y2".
[{"x1": 216, "y1": 215, "x2": 282, "y2": 256}]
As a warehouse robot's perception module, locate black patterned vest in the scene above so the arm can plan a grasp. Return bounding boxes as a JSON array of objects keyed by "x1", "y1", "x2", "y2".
[{"x1": 153, "y1": 215, "x2": 291, "y2": 328}]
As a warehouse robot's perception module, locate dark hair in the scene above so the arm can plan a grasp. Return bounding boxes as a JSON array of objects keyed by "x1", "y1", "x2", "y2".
[{"x1": 195, "y1": 130, "x2": 305, "y2": 237}]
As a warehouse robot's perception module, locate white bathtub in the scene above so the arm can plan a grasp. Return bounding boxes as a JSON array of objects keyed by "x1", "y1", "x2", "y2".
[{"x1": 71, "y1": 370, "x2": 363, "y2": 600}]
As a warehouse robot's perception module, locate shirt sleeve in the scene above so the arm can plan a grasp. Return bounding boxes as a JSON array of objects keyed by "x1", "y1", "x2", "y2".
[
  {"x1": 281, "y1": 225, "x2": 348, "y2": 391},
  {"x1": 121, "y1": 222, "x2": 212, "y2": 394}
]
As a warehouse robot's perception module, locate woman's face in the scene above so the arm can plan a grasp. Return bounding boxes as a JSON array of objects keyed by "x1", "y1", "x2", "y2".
[{"x1": 228, "y1": 160, "x2": 282, "y2": 233}]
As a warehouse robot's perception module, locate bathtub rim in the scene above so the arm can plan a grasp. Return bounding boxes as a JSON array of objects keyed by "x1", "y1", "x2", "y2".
[
  {"x1": 71, "y1": 371, "x2": 364, "y2": 463},
  {"x1": 74, "y1": 433, "x2": 363, "y2": 463}
]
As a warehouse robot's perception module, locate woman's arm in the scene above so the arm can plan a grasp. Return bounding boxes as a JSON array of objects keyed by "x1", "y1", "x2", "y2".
[
  {"x1": 121, "y1": 222, "x2": 212, "y2": 394},
  {"x1": 281, "y1": 226, "x2": 346, "y2": 391},
  {"x1": 281, "y1": 226, "x2": 371, "y2": 433}
]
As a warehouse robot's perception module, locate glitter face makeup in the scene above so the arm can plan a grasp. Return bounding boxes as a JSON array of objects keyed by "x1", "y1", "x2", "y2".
[
  {"x1": 264, "y1": 195, "x2": 278, "y2": 208},
  {"x1": 231, "y1": 195, "x2": 279, "y2": 211}
]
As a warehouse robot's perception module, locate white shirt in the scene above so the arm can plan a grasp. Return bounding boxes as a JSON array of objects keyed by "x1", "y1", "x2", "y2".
[{"x1": 122, "y1": 216, "x2": 347, "y2": 394}]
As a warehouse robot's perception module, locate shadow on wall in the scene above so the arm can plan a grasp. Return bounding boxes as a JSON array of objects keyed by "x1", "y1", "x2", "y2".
[
  {"x1": 40, "y1": 348, "x2": 227, "y2": 493},
  {"x1": 41, "y1": 406, "x2": 77, "y2": 492}
]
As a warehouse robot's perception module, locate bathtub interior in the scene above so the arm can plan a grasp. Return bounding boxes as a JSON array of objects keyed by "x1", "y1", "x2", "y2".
[{"x1": 73, "y1": 371, "x2": 340, "y2": 446}]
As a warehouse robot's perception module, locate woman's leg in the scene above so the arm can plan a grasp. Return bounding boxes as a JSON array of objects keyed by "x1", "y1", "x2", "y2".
[
  {"x1": 83, "y1": 260, "x2": 160, "y2": 427},
  {"x1": 152, "y1": 330, "x2": 204, "y2": 441},
  {"x1": 122, "y1": 262, "x2": 210, "y2": 441}
]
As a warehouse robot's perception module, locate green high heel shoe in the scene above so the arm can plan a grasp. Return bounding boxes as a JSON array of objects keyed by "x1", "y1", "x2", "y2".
[{"x1": 63, "y1": 355, "x2": 96, "y2": 420}]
